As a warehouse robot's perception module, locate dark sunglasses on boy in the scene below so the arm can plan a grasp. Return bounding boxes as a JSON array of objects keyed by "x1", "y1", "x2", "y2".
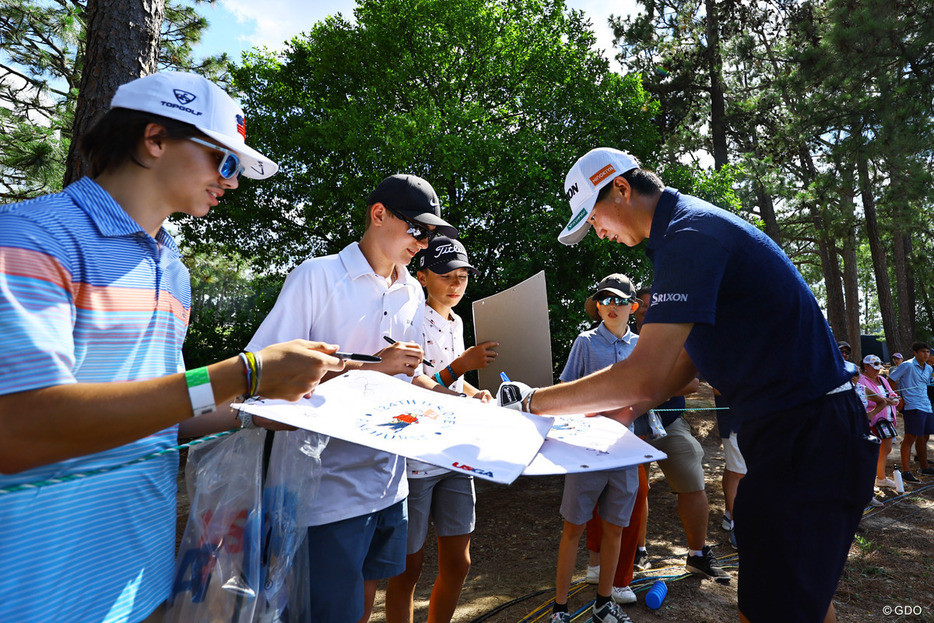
[
  {"x1": 188, "y1": 137, "x2": 244, "y2": 179},
  {"x1": 387, "y1": 207, "x2": 437, "y2": 242},
  {"x1": 595, "y1": 295, "x2": 632, "y2": 307}
]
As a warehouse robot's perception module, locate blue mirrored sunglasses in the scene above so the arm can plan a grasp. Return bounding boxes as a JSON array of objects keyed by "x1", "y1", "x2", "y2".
[
  {"x1": 387, "y1": 207, "x2": 437, "y2": 242},
  {"x1": 595, "y1": 295, "x2": 632, "y2": 307},
  {"x1": 188, "y1": 137, "x2": 244, "y2": 179}
]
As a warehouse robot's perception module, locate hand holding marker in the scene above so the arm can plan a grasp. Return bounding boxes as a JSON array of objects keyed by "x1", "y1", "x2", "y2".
[{"x1": 383, "y1": 335, "x2": 433, "y2": 367}]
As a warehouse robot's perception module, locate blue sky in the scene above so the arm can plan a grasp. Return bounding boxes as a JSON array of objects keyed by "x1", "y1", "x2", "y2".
[{"x1": 195, "y1": 0, "x2": 642, "y2": 72}]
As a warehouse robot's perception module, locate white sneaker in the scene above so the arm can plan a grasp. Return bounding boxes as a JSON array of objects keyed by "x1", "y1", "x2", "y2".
[
  {"x1": 586, "y1": 564, "x2": 600, "y2": 584},
  {"x1": 869, "y1": 496, "x2": 885, "y2": 508},
  {"x1": 875, "y1": 477, "x2": 897, "y2": 489},
  {"x1": 721, "y1": 515, "x2": 732, "y2": 531},
  {"x1": 611, "y1": 585, "x2": 637, "y2": 604}
]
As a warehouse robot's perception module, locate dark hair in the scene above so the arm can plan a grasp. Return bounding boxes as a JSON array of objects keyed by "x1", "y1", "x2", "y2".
[
  {"x1": 912, "y1": 341, "x2": 931, "y2": 352},
  {"x1": 636, "y1": 286, "x2": 652, "y2": 299},
  {"x1": 623, "y1": 168, "x2": 664, "y2": 195},
  {"x1": 595, "y1": 168, "x2": 665, "y2": 203},
  {"x1": 80, "y1": 108, "x2": 200, "y2": 177}
]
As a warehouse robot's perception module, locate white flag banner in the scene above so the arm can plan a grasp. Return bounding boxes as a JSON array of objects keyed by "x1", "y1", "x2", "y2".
[
  {"x1": 235, "y1": 370, "x2": 554, "y2": 484},
  {"x1": 523, "y1": 415, "x2": 667, "y2": 475}
]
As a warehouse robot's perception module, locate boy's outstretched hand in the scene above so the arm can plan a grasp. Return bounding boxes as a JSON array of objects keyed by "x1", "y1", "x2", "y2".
[{"x1": 460, "y1": 341, "x2": 499, "y2": 371}]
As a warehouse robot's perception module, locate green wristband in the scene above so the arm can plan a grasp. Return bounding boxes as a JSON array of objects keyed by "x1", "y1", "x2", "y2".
[{"x1": 185, "y1": 367, "x2": 215, "y2": 416}]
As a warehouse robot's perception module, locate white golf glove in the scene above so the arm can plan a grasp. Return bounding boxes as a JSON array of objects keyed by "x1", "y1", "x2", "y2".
[{"x1": 497, "y1": 380, "x2": 536, "y2": 412}]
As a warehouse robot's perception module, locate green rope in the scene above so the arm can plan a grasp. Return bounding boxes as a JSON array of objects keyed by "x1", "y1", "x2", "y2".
[{"x1": 0, "y1": 429, "x2": 237, "y2": 495}]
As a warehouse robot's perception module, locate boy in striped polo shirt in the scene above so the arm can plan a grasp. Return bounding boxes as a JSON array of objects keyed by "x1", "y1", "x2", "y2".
[{"x1": 0, "y1": 72, "x2": 345, "y2": 623}]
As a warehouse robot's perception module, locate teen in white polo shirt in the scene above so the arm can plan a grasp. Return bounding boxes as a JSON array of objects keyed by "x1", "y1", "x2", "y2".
[{"x1": 247, "y1": 174, "x2": 459, "y2": 623}]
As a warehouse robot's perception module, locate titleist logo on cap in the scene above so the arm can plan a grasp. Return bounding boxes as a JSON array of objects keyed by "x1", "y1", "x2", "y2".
[{"x1": 433, "y1": 243, "x2": 458, "y2": 258}]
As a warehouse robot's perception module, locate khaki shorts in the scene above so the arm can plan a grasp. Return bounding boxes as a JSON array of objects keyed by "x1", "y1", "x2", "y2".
[{"x1": 646, "y1": 416, "x2": 706, "y2": 493}]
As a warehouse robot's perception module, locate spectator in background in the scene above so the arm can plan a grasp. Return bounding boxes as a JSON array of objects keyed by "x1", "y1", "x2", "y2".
[
  {"x1": 888, "y1": 342, "x2": 934, "y2": 484},
  {"x1": 857, "y1": 355, "x2": 899, "y2": 489},
  {"x1": 838, "y1": 341, "x2": 859, "y2": 376}
]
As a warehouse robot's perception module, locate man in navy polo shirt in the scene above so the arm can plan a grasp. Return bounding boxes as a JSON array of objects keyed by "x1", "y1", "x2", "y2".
[{"x1": 504, "y1": 148, "x2": 876, "y2": 622}]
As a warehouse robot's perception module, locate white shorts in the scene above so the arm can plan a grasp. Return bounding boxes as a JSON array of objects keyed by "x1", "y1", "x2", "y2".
[{"x1": 723, "y1": 431, "x2": 747, "y2": 475}]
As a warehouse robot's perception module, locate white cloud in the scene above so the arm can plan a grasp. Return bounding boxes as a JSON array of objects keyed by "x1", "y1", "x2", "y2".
[
  {"x1": 216, "y1": 0, "x2": 357, "y2": 50},
  {"x1": 205, "y1": 0, "x2": 643, "y2": 68}
]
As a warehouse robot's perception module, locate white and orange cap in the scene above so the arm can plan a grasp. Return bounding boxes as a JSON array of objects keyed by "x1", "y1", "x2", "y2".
[
  {"x1": 110, "y1": 71, "x2": 278, "y2": 180},
  {"x1": 558, "y1": 147, "x2": 639, "y2": 245}
]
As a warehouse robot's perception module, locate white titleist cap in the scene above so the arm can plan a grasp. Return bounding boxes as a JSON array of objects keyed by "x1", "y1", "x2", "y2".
[
  {"x1": 558, "y1": 147, "x2": 639, "y2": 245},
  {"x1": 110, "y1": 71, "x2": 278, "y2": 180}
]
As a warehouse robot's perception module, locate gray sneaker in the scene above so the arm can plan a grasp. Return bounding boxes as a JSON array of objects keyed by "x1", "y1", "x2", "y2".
[
  {"x1": 592, "y1": 600, "x2": 633, "y2": 623},
  {"x1": 549, "y1": 611, "x2": 570, "y2": 623},
  {"x1": 686, "y1": 545, "x2": 731, "y2": 584}
]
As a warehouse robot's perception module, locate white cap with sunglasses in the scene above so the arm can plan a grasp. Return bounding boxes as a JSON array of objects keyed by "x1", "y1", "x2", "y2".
[{"x1": 110, "y1": 71, "x2": 278, "y2": 180}]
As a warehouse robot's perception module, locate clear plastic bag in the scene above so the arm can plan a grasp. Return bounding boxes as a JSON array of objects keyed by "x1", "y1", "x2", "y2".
[
  {"x1": 165, "y1": 429, "x2": 266, "y2": 623},
  {"x1": 253, "y1": 431, "x2": 328, "y2": 622}
]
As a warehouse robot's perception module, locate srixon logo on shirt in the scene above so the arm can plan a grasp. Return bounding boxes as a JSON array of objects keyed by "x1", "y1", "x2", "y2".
[{"x1": 652, "y1": 292, "x2": 689, "y2": 305}]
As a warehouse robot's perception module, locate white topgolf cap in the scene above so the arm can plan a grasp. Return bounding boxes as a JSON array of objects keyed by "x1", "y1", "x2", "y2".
[
  {"x1": 558, "y1": 147, "x2": 639, "y2": 245},
  {"x1": 110, "y1": 71, "x2": 278, "y2": 180}
]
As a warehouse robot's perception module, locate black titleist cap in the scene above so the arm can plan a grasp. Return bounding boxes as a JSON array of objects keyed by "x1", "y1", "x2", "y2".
[{"x1": 415, "y1": 236, "x2": 479, "y2": 275}]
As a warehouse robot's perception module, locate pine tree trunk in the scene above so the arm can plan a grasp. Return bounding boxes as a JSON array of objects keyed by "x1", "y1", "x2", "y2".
[
  {"x1": 755, "y1": 180, "x2": 781, "y2": 245},
  {"x1": 857, "y1": 150, "x2": 899, "y2": 357},
  {"x1": 892, "y1": 228, "x2": 914, "y2": 349},
  {"x1": 705, "y1": 0, "x2": 728, "y2": 170},
  {"x1": 843, "y1": 221, "x2": 861, "y2": 359},
  {"x1": 63, "y1": 0, "x2": 165, "y2": 186},
  {"x1": 799, "y1": 148, "x2": 847, "y2": 340},
  {"x1": 813, "y1": 213, "x2": 848, "y2": 341}
]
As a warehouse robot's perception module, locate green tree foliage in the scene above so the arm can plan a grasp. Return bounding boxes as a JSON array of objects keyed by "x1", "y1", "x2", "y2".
[
  {"x1": 614, "y1": 0, "x2": 934, "y2": 353},
  {"x1": 758, "y1": 0, "x2": 934, "y2": 352},
  {"x1": 183, "y1": 251, "x2": 283, "y2": 367},
  {"x1": 0, "y1": 0, "x2": 228, "y2": 200},
  {"x1": 179, "y1": 0, "x2": 679, "y2": 374}
]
